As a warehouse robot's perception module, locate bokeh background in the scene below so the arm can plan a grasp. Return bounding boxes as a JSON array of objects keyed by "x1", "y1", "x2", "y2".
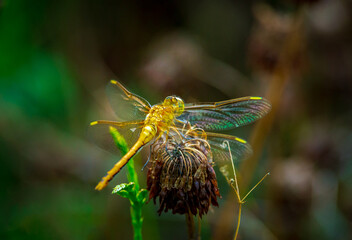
[{"x1": 1, "y1": 0, "x2": 352, "y2": 239}]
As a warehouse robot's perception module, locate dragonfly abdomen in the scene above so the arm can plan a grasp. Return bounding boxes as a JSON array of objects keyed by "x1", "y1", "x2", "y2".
[
  {"x1": 139, "y1": 124, "x2": 158, "y2": 143},
  {"x1": 95, "y1": 124, "x2": 157, "y2": 191},
  {"x1": 95, "y1": 103, "x2": 177, "y2": 190}
]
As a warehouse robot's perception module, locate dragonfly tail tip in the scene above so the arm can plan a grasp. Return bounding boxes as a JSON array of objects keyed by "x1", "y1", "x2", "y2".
[
  {"x1": 95, "y1": 182, "x2": 106, "y2": 191},
  {"x1": 90, "y1": 121, "x2": 98, "y2": 126}
]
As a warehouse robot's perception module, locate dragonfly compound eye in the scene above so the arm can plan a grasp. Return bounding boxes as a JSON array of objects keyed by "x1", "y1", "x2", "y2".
[
  {"x1": 164, "y1": 96, "x2": 185, "y2": 116},
  {"x1": 174, "y1": 96, "x2": 184, "y2": 116}
]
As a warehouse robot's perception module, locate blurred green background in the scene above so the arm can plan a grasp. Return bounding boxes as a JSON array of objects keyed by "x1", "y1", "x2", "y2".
[{"x1": 1, "y1": 0, "x2": 352, "y2": 239}]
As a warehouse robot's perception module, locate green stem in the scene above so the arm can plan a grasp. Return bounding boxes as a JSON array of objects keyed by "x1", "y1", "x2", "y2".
[
  {"x1": 109, "y1": 127, "x2": 144, "y2": 240},
  {"x1": 127, "y1": 159, "x2": 139, "y2": 192},
  {"x1": 130, "y1": 202, "x2": 143, "y2": 240},
  {"x1": 124, "y1": 149, "x2": 142, "y2": 240},
  {"x1": 127, "y1": 159, "x2": 143, "y2": 240}
]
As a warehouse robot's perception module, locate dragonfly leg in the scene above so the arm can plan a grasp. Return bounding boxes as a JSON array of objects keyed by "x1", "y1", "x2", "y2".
[
  {"x1": 142, "y1": 157, "x2": 150, "y2": 171},
  {"x1": 169, "y1": 125, "x2": 186, "y2": 140},
  {"x1": 175, "y1": 118, "x2": 187, "y2": 125},
  {"x1": 141, "y1": 145, "x2": 153, "y2": 171},
  {"x1": 163, "y1": 130, "x2": 170, "y2": 152}
]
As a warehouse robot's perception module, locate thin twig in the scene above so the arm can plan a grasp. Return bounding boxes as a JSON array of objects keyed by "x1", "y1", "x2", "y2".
[
  {"x1": 242, "y1": 172, "x2": 270, "y2": 202},
  {"x1": 224, "y1": 140, "x2": 269, "y2": 240},
  {"x1": 234, "y1": 203, "x2": 242, "y2": 240}
]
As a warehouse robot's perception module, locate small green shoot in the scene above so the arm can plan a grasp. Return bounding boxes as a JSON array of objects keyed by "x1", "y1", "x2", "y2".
[{"x1": 109, "y1": 126, "x2": 148, "y2": 240}]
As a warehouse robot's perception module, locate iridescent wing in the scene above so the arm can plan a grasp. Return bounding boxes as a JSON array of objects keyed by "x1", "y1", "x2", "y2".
[
  {"x1": 87, "y1": 120, "x2": 144, "y2": 156},
  {"x1": 178, "y1": 97, "x2": 271, "y2": 131},
  {"x1": 107, "y1": 80, "x2": 151, "y2": 121},
  {"x1": 205, "y1": 132, "x2": 252, "y2": 181}
]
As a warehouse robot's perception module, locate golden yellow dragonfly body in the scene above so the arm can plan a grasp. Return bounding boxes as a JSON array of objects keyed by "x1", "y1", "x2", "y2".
[{"x1": 89, "y1": 80, "x2": 271, "y2": 190}]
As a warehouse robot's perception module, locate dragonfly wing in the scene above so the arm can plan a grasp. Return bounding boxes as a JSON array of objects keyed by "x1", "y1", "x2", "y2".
[
  {"x1": 87, "y1": 120, "x2": 144, "y2": 156},
  {"x1": 107, "y1": 80, "x2": 151, "y2": 121},
  {"x1": 178, "y1": 97, "x2": 271, "y2": 131},
  {"x1": 205, "y1": 132, "x2": 252, "y2": 181}
]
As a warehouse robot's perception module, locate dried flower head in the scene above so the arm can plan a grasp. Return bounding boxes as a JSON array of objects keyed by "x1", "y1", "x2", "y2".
[{"x1": 147, "y1": 128, "x2": 221, "y2": 217}]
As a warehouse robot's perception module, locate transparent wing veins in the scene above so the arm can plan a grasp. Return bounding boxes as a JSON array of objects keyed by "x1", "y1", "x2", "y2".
[
  {"x1": 88, "y1": 120, "x2": 145, "y2": 156},
  {"x1": 179, "y1": 97, "x2": 271, "y2": 131},
  {"x1": 107, "y1": 80, "x2": 151, "y2": 121}
]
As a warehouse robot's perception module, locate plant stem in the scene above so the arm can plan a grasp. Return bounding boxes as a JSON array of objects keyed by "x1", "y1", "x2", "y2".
[
  {"x1": 130, "y1": 201, "x2": 143, "y2": 240},
  {"x1": 127, "y1": 159, "x2": 143, "y2": 240},
  {"x1": 197, "y1": 215, "x2": 201, "y2": 240},
  {"x1": 127, "y1": 159, "x2": 139, "y2": 191},
  {"x1": 185, "y1": 213, "x2": 195, "y2": 240},
  {"x1": 234, "y1": 203, "x2": 241, "y2": 240},
  {"x1": 109, "y1": 127, "x2": 144, "y2": 240}
]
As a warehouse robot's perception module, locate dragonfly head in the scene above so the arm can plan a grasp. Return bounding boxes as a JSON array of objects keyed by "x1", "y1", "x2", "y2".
[{"x1": 164, "y1": 96, "x2": 184, "y2": 116}]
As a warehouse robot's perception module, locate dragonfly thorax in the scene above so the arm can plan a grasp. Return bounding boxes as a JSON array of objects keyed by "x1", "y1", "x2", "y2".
[
  {"x1": 145, "y1": 104, "x2": 176, "y2": 131},
  {"x1": 163, "y1": 96, "x2": 185, "y2": 116}
]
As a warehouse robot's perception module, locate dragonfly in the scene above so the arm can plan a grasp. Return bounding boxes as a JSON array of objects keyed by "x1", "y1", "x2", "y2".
[{"x1": 89, "y1": 80, "x2": 271, "y2": 190}]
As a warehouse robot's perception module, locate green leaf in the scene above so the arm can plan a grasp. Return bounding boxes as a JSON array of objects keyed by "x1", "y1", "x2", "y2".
[
  {"x1": 112, "y1": 182, "x2": 135, "y2": 199},
  {"x1": 137, "y1": 189, "x2": 149, "y2": 204}
]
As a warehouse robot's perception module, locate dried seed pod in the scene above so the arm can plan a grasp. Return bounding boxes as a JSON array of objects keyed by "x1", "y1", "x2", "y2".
[{"x1": 147, "y1": 128, "x2": 221, "y2": 217}]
